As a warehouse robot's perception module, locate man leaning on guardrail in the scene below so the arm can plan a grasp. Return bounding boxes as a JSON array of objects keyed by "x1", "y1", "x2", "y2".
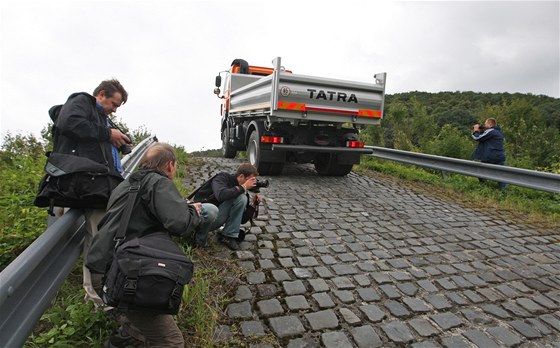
[
  {"x1": 47, "y1": 79, "x2": 131, "y2": 306},
  {"x1": 471, "y1": 117, "x2": 507, "y2": 190}
]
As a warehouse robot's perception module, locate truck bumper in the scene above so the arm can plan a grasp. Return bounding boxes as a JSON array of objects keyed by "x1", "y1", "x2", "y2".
[{"x1": 271, "y1": 144, "x2": 373, "y2": 155}]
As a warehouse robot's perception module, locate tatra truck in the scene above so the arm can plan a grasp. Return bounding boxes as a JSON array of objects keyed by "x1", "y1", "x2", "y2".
[{"x1": 213, "y1": 57, "x2": 387, "y2": 176}]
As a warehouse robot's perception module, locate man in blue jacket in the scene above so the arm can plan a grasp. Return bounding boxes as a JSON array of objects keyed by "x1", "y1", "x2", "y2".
[{"x1": 471, "y1": 118, "x2": 507, "y2": 190}]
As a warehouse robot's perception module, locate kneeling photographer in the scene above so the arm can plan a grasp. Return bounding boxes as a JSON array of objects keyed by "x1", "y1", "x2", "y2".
[{"x1": 189, "y1": 163, "x2": 263, "y2": 250}]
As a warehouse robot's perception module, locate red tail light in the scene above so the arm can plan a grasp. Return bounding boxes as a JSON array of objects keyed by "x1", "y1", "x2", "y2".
[
  {"x1": 261, "y1": 136, "x2": 284, "y2": 144},
  {"x1": 346, "y1": 140, "x2": 364, "y2": 148}
]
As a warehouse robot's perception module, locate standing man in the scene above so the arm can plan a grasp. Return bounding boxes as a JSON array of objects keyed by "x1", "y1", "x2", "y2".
[
  {"x1": 54, "y1": 79, "x2": 130, "y2": 306},
  {"x1": 87, "y1": 143, "x2": 218, "y2": 347},
  {"x1": 193, "y1": 163, "x2": 259, "y2": 250},
  {"x1": 471, "y1": 117, "x2": 507, "y2": 190}
]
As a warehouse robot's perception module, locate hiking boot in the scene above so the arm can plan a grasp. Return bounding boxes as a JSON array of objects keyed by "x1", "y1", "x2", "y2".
[
  {"x1": 103, "y1": 326, "x2": 143, "y2": 348},
  {"x1": 219, "y1": 235, "x2": 240, "y2": 250}
]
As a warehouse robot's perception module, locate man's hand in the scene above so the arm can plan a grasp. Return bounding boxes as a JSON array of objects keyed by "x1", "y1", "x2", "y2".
[
  {"x1": 191, "y1": 202, "x2": 202, "y2": 216},
  {"x1": 242, "y1": 177, "x2": 257, "y2": 190},
  {"x1": 110, "y1": 129, "x2": 130, "y2": 148}
]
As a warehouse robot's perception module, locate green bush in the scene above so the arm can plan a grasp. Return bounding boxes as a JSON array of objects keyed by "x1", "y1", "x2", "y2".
[
  {"x1": 424, "y1": 124, "x2": 475, "y2": 159},
  {"x1": 0, "y1": 133, "x2": 48, "y2": 270},
  {"x1": 26, "y1": 294, "x2": 116, "y2": 347}
]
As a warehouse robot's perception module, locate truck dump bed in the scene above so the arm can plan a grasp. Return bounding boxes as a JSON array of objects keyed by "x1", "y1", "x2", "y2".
[{"x1": 228, "y1": 57, "x2": 386, "y2": 125}]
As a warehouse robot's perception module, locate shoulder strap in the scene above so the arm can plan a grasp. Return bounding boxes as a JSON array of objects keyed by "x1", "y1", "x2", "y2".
[
  {"x1": 113, "y1": 170, "x2": 165, "y2": 242},
  {"x1": 186, "y1": 173, "x2": 219, "y2": 200},
  {"x1": 114, "y1": 178, "x2": 140, "y2": 242}
]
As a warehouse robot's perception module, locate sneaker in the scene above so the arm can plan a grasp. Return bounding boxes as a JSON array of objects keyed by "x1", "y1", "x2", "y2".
[
  {"x1": 219, "y1": 235, "x2": 240, "y2": 250},
  {"x1": 236, "y1": 228, "x2": 246, "y2": 243}
]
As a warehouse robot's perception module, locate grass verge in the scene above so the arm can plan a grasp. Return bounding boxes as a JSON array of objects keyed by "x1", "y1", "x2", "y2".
[{"x1": 357, "y1": 157, "x2": 560, "y2": 228}]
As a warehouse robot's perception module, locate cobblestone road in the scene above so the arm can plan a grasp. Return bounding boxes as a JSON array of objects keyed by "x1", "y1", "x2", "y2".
[{"x1": 184, "y1": 157, "x2": 560, "y2": 348}]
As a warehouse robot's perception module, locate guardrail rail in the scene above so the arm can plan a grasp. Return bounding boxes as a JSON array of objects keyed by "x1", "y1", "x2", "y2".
[{"x1": 365, "y1": 146, "x2": 560, "y2": 193}]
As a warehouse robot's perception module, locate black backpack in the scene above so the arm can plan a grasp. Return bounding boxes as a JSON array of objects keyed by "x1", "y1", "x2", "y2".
[
  {"x1": 34, "y1": 104, "x2": 122, "y2": 215},
  {"x1": 102, "y1": 171, "x2": 194, "y2": 314},
  {"x1": 187, "y1": 174, "x2": 259, "y2": 225}
]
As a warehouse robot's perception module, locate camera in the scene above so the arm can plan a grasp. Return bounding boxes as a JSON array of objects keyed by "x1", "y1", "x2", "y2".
[
  {"x1": 249, "y1": 179, "x2": 269, "y2": 193},
  {"x1": 119, "y1": 141, "x2": 132, "y2": 155}
]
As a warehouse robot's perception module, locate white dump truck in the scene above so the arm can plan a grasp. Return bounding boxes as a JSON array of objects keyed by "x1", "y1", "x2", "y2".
[{"x1": 214, "y1": 57, "x2": 386, "y2": 175}]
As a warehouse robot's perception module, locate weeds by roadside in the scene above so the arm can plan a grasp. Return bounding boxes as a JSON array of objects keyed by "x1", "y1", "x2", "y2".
[{"x1": 357, "y1": 157, "x2": 560, "y2": 228}]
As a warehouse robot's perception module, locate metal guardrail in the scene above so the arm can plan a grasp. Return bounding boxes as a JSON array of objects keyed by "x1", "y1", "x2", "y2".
[
  {"x1": 365, "y1": 146, "x2": 560, "y2": 193},
  {"x1": 0, "y1": 135, "x2": 158, "y2": 348}
]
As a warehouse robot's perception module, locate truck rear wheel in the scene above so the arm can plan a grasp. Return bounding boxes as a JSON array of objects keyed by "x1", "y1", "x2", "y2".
[
  {"x1": 314, "y1": 153, "x2": 353, "y2": 176},
  {"x1": 222, "y1": 127, "x2": 237, "y2": 158},
  {"x1": 248, "y1": 131, "x2": 284, "y2": 175}
]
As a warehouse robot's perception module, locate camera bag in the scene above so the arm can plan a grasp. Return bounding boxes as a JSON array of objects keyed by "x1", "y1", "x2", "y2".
[
  {"x1": 102, "y1": 171, "x2": 194, "y2": 314},
  {"x1": 34, "y1": 151, "x2": 123, "y2": 215}
]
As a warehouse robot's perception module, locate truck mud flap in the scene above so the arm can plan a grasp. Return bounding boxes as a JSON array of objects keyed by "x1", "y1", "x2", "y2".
[{"x1": 260, "y1": 147, "x2": 286, "y2": 163}]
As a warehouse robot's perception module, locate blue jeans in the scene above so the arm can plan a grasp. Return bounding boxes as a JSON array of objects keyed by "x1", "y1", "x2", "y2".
[
  {"x1": 195, "y1": 203, "x2": 219, "y2": 247},
  {"x1": 198, "y1": 194, "x2": 247, "y2": 241},
  {"x1": 481, "y1": 160, "x2": 507, "y2": 190}
]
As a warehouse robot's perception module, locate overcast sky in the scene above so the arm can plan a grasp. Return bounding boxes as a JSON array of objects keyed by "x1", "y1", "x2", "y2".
[{"x1": 1, "y1": 1, "x2": 558, "y2": 152}]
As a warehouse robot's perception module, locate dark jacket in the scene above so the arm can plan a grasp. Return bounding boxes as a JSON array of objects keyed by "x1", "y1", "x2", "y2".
[
  {"x1": 471, "y1": 126, "x2": 506, "y2": 164},
  {"x1": 86, "y1": 170, "x2": 201, "y2": 274},
  {"x1": 52, "y1": 92, "x2": 118, "y2": 176},
  {"x1": 191, "y1": 172, "x2": 245, "y2": 206}
]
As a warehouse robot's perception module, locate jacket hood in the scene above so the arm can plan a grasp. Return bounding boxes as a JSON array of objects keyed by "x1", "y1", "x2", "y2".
[
  {"x1": 49, "y1": 92, "x2": 95, "y2": 123},
  {"x1": 67, "y1": 92, "x2": 95, "y2": 102}
]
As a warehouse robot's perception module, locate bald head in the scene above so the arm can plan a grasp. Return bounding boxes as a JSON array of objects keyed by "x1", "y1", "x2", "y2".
[{"x1": 139, "y1": 143, "x2": 177, "y2": 178}]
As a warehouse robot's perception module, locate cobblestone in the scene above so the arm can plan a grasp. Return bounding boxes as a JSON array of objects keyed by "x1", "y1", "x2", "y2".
[
  {"x1": 305, "y1": 310, "x2": 339, "y2": 331},
  {"x1": 381, "y1": 320, "x2": 414, "y2": 343},
  {"x1": 186, "y1": 159, "x2": 560, "y2": 347},
  {"x1": 462, "y1": 329, "x2": 501, "y2": 348},
  {"x1": 430, "y1": 312, "x2": 464, "y2": 330},
  {"x1": 321, "y1": 331, "x2": 352, "y2": 348},
  {"x1": 350, "y1": 325, "x2": 382, "y2": 348},
  {"x1": 487, "y1": 326, "x2": 522, "y2": 347},
  {"x1": 268, "y1": 316, "x2": 305, "y2": 339},
  {"x1": 241, "y1": 321, "x2": 266, "y2": 337},
  {"x1": 283, "y1": 280, "x2": 306, "y2": 295},
  {"x1": 359, "y1": 304, "x2": 386, "y2": 323},
  {"x1": 312, "y1": 292, "x2": 336, "y2": 309},
  {"x1": 285, "y1": 295, "x2": 310, "y2": 311}
]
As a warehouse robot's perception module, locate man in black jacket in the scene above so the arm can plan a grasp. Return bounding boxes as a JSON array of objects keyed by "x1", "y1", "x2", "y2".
[
  {"x1": 54, "y1": 79, "x2": 131, "y2": 306},
  {"x1": 194, "y1": 163, "x2": 258, "y2": 250},
  {"x1": 471, "y1": 118, "x2": 507, "y2": 190}
]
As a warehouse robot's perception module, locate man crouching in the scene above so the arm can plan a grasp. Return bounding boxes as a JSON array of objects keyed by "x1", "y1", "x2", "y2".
[{"x1": 86, "y1": 143, "x2": 218, "y2": 347}]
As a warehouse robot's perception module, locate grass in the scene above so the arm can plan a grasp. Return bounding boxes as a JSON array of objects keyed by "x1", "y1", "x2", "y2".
[{"x1": 357, "y1": 157, "x2": 560, "y2": 228}]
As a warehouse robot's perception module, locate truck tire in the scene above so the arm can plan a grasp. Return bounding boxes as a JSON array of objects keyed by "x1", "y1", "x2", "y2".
[
  {"x1": 222, "y1": 127, "x2": 237, "y2": 158},
  {"x1": 314, "y1": 153, "x2": 353, "y2": 176},
  {"x1": 247, "y1": 131, "x2": 284, "y2": 175},
  {"x1": 248, "y1": 131, "x2": 267, "y2": 172}
]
